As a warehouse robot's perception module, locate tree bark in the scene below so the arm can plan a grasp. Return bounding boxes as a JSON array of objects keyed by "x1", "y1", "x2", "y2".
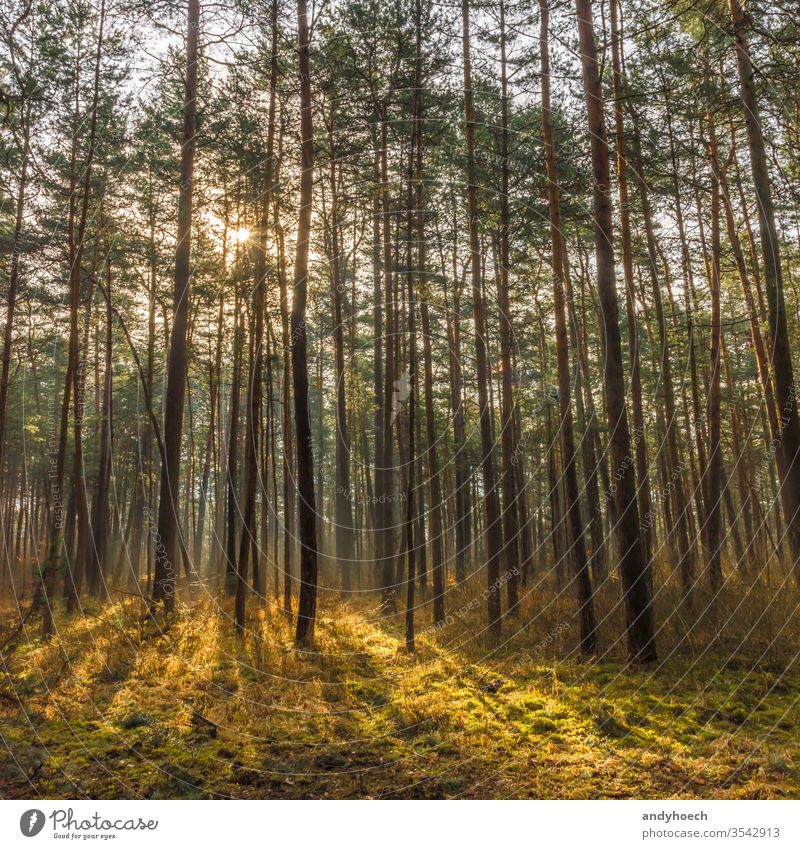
[
  {"x1": 705, "y1": 101, "x2": 724, "y2": 597},
  {"x1": 152, "y1": 0, "x2": 199, "y2": 611},
  {"x1": 574, "y1": 0, "x2": 656, "y2": 662},
  {"x1": 729, "y1": 0, "x2": 800, "y2": 571},
  {"x1": 328, "y1": 126, "x2": 355, "y2": 595},
  {"x1": 0, "y1": 113, "x2": 29, "y2": 502},
  {"x1": 540, "y1": 0, "x2": 597, "y2": 653},
  {"x1": 463, "y1": 0, "x2": 503, "y2": 640},
  {"x1": 497, "y1": 0, "x2": 520, "y2": 614},
  {"x1": 608, "y1": 0, "x2": 653, "y2": 568},
  {"x1": 87, "y1": 237, "x2": 113, "y2": 598},
  {"x1": 235, "y1": 0, "x2": 279, "y2": 631},
  {"x1": 292, "y1": 0, "x2": 320, "y2": 646}
]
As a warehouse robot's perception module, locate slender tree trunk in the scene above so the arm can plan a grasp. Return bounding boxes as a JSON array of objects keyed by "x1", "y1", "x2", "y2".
[
  {"x1": 193, "y1": 363, "x2": 215, "y2": 568},
  {"x1": 447, "y1": 268, "x2": 470, "y2": 584},
  {"x1": 512, "y1": 386, "x2": 535, "y2": 583},
  {"x1": 608, "y1": 0, "x2": 653, "y2": 567},
  {"x1": 88, "y1": 241, "x2": 113, "y2": 598},
  {"x1": 371, "y1": 132, "x2": 384, "y2": 567},
  {"x1": 267, "y1": 323, "x2": 280, "y2": 598},
  {"x1": 420, "y1": 294, "x2": 446, "y2": 622},
  {"x1": 235, "y1": 0, "x2": 279, "y2": 630},
  {"x1": 705, "y1": 101, "x2": 724, "y2": 597},
  {"x1": 463, "y1": 0, "x2": 503, "y2": 638},
  {"x1": 404, "y1": 5, "x2": 425, "y2": 648},
  {"x1": 729, "y1": 0, "x2": 800, "y2": 580},
  {"x1": 497, "y1": 0, "x2": 520, "y2": 614},
  {"x1": 574, "y1": 0, "x2": 656, "y2": 662},
  {"x1": 665, "y1": 100, "x2": 708, "y2": 569},
  {"x1": 152, "y1": 0, "x2": 199, "y2": 611},
  {"x1": 59, "y1": 1, "x2": 105, "y2": 616},
  {"x1": 0, "y1": 118, "x2": 29, "y2": 499},
  {"x1": 39, "y1": 82, "x2": 77, "y2": 633},
  {"x1": 328, "y1": 128, "x2": 355, "y2": 594},
  {"x1": 729, "y1": 0, "x2": 800, "y2": 572},
  {"x1": 273, "y1": 182, "x2": 296, "y2": 619},
  {"x1": 719, "y1": 108, "x2": 776, "y2": 573},
  {"x1": 225, "y1": 290, "x2": 242, "y2": 595},
  {"x1": 563, "y1": 250, "x2": 605, "y2": 581},
  {"x1": 628, "y1": 122, "x2": 695, "y2": 607},
  {"x1": 292, "y1": 0, "x2": 319, "y2": 646},
  {"x1": 417, "y1": 84, "x2": 445, "y2": 625},
  {"x1": 540, "y1": 0, "x2": 596, "y2": 653},
  {"x1": 377, "y1": 104, "x2": 397, "y2": 611}
]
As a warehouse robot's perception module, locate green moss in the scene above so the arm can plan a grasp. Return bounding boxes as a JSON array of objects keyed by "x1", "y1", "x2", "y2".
[
  {"x1": 3, "y1": 598, "x2": 800, "y2": 799},
  {"x1": 118, "y1": 711, "x2": 154, "y2": 730},
  {"x1": 530, "y1": 717, "x2": 560, "y2": 733}
]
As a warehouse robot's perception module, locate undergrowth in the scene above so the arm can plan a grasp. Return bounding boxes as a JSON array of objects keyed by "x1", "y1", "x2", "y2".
[{"x1": 0, "y1": 576, "x2": 798, "y2": 799}]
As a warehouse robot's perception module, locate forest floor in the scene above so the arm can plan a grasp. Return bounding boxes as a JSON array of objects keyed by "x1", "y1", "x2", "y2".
[{"x1": 1, "y1": 587, "x2": 799, "y2": 799}]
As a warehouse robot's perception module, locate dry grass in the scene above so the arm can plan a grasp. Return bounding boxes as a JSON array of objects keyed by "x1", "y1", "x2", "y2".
[{"x1": 0, "y1": 573, "x2": 798, "y2": 799}]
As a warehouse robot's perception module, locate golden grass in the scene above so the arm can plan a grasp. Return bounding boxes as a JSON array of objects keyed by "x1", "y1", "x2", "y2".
[{"x1": 0, "y1": 574, "x2": 798, "y2": 799}]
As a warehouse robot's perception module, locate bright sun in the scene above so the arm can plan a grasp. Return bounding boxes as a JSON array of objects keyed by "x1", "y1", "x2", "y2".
[{"x1": 233, "y1": 227, "x2": 250, "y2": 243}]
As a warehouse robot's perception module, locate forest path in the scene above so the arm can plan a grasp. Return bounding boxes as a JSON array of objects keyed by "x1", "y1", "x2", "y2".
[{"x1": 0, "y1": 595, "x2": 798, "y2": 798}]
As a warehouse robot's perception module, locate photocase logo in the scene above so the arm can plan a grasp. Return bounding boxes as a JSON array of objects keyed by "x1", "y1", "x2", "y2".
[
  {"x1": 15, "y1": 808, "x2": 160, "y2": 839},
  {"x1": 19, "y1": 810, "x2": 46, "y2": 837}
]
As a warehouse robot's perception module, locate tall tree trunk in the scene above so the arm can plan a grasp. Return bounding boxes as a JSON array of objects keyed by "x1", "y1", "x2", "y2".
[
  {"x1": 328, "y1": 128, "x2": 355, "y2": 594},
  {"x1": 377, "y1": 105, "x2": 397, "y2": 611},
  {"x1": 292, "y1": 0, "x2": 319, "y2": 646},
  {"x1": 628, "y1": 122, "x2": 695, "y2": 607},
  {"x1": 225, "y1": 288, "x2": 242, "y2": 595},
  {"x1": 608, "y1": 0, "x2": 653, "y2": 568},
  {"x1": 540, "y1": 0, "x2": 597, "y2": 653},
  {"x1": 39, "y1": 49, "x2": 80, "y2": 634},
  {"x1": 417, "y1": 73, "x2": 445, "y2": 625},
  {"x1": 0, "y1": 115, "x2": 29, "y2": 501},
  {"x1": 273, "y1": 165, "x2": 296, "y2": 619},
  {"x1": 512, "y1": 384, "x2": 535, "y2": 583},
  {"x1": 371, "y1": 132, "x2": 384, "y2": 561},
  {"x1": 446, "y1": 261, "x2": 471, "y2": 584},
  {"x1": 235, "y1": 0, "x2": 279, "y2": 630},
  {"x1": 404, "y1": 3, "x2": 424, "y2": 648},
  {"x1": 574, "y1": 0, "x2": 656, "y2": 662},
  {"x1": 87, "y1": 240, "x2": 113, "y2": 598},
  {"x1": 705, "y1": 101, "x2": 724, "y2": 597},
  {"x1": 497, "y1": 0, "x2": 520, "y2": 614},
  {"x1": 152, "y1": 0, "x2": 199, "y2": 611},
  {"x1": 267, "y1": 323, "x2": 280, "y2": 598},
  {"x1": 193, "y1": 363, "x2": 215, "y2": 569},
  {"x1": 62, "y1": 0, "x2": 106, "y2": 615},
  {"x1": 563, "y1": 250, "x2": 605, "y2": 580},
  {"x1": 729, "y1": 0, "x2": 800, "y2": 571},
  {"x1": 719, "y1": 107, "x2": 777, "y2": 572},
  {"x1": 235, "y1": 302, "x2": 258, "y2": 628},
  {"x1": 665, "y1": 98, "x2": 708, "y2": 570},
  {"x1": 462, "y1": 0, "x2": 503, "y2": 639},
  {"x1": 420, "y1": 298, "x2": 445, "y2": 622}
]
